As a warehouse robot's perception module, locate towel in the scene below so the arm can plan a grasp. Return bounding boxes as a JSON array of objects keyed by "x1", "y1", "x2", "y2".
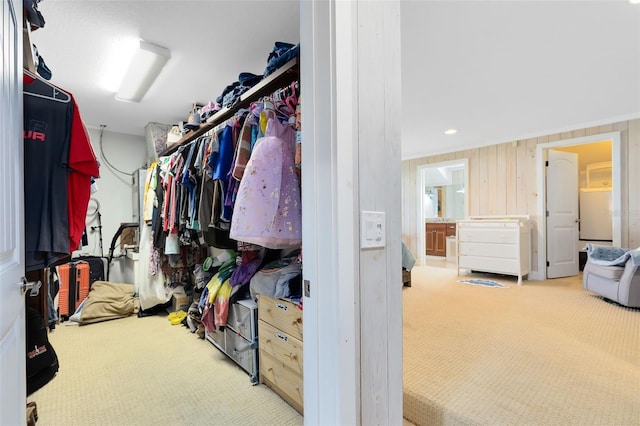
[{"x1": 585, "y1": 244, "x2": 640, "y2": 267}]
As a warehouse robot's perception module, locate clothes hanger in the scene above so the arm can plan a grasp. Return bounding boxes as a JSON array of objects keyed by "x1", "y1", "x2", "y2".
[
  {"x1": 23, "y1": 69, "x2": 71, "y2": 103},
  {"x1": 284, "y1": 82, "x2": 298, "y2": 114}
]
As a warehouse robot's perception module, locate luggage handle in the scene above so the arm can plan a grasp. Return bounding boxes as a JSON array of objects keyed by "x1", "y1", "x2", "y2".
[
  {"x1": 75, "y1": 268, "x2": 82, "y2": 300},
  {"x1": 68, "y1": 264, "x2": 76, "y2": 314}
]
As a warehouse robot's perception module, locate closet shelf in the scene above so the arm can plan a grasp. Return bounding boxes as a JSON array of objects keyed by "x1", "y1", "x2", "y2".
[
  {"x1": 160, "y1": 57, "x2": 299, "y2": 156},
  {"x1": 23, "y1": 17, "x2": 36, "y2": 73}
]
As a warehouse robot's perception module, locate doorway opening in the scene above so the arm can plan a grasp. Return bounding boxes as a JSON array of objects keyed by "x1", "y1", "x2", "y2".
[
  {"x1": 417, "y1": 159, "x2": 469, "y2": 268},
  {"x1": 536, "y1": 132, "x2": 621, "y2": 280}
]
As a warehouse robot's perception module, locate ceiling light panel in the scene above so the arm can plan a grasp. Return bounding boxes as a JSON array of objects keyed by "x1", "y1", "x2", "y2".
[{"x1": 115, "y1": 40, "x2": 171, "y2": 103}]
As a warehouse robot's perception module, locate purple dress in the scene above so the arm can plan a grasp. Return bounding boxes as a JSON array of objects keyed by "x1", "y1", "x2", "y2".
[{"x1": 230, "y1": 112, "x2": 302, "y2": 249}]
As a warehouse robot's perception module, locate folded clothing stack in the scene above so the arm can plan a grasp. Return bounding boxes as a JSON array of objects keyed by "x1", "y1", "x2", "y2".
[
  {"x1": 216, "y1": 72, "x2": 263, "y2": 109},
  {"x1": 263, "y1": 41, "x2": 300, "y2": 77},
  {"x1": 211, "y1": 41, "x2": 300, "y2": 112}
]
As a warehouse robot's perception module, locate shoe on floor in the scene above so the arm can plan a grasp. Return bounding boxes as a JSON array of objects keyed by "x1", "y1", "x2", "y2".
[{"x1": 168, "y1": 310, "x2": 187, "y2": 325}]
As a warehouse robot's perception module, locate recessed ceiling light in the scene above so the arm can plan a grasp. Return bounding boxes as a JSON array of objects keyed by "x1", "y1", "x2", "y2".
[
  {"x1": 630, "y1": 0, "x2": 640, "y2": 4},
  {"x1": 444, "y1": 129, "x2": 457, "y2": 135}
]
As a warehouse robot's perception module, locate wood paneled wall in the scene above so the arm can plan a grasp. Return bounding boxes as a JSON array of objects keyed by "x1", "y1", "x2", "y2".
[{"x1": 402, "y1": 118, "x2": 640, "y2": 276}]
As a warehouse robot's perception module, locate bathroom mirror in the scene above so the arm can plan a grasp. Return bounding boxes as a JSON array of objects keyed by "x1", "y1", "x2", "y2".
[{"x1": 421, "y1": 160, "x2": 468, "y2": 220}]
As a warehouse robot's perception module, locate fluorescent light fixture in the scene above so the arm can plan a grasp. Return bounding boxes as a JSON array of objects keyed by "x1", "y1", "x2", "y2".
[
  {"x1": 444, "y1": 129, "x2": 457, "y2": 135},
  {"x1": 630, "y1": 0, "x2": 640, "y2": 4},
  {"x1": 115, "y1": 40, "x2": 170, "y2": 102}
]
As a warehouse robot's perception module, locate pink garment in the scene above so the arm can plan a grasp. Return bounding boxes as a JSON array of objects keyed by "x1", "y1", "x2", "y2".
[
  {"x1": 213, "y1": 281, "x2": 233, "y2": 329},
  {"x1": 201, "y1": 303, "x2": 215, "y2": 334},
  {"x1": 230, "y1": 114, "x2": 301, "y2": 249}
]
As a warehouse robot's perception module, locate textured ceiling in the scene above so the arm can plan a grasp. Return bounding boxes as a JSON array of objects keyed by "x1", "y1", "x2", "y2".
[
  {"x1": 30, "y1": 1, "x2": 640, "y2": 160},
  {"x1": 30, "y1": 1, "x2": 300, "y2": 137}
]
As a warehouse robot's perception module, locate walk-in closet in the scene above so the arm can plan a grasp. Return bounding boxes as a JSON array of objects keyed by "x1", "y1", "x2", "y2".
[{"x1": 8, "y1": 1, "x2": 404, "y2": 425}]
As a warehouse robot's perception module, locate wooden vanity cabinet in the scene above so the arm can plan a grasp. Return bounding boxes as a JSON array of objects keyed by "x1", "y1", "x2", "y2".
[{"x1": 425, "y1": 222, "x2": 456, "y2": 257}]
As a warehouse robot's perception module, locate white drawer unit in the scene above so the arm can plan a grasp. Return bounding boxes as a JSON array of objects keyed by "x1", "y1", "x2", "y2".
[
  {"x1": 206, "y1": 298, "x2": 259, "y2": 383},
  {"x1": 457, "y1": 217, "x2": 531, "y2": 285},
  {"x1": 227, "y1": 299, "x2": 258, "y2": 341}
]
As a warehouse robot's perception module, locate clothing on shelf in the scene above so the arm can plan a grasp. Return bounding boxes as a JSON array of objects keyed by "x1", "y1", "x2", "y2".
[{"x1": 138, "y1": 78, "x2": 302, "y2": 326}]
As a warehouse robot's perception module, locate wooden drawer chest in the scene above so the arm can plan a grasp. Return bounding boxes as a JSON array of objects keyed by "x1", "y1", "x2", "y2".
[
  {"x1": 457, "y1": 217, "x2": 531, "y2": 285},
  {"x1": 258, "y1": 294, "x2": 303, "y2": 414}
]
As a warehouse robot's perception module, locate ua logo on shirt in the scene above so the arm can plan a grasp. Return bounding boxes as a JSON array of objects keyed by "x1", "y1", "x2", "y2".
[{"x1": 25, "y1": 119, "x2": 47, "y2": 141}]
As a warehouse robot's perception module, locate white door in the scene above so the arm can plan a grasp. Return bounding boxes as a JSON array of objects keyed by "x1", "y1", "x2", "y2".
[
  {"x1": 1, "y1": 0, "x2": 26, "y2": 424},
  {"x1": 546, "y1": 149, "x2": 579, "y2": 278}
]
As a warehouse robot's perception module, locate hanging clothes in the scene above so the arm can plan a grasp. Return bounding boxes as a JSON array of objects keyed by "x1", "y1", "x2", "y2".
[
  {"x1": 23, "y1": 72, "x2": 99, "y2": 271},
  {"x1": 230, "y1": 110, "x2": 301, "y2": 249},
  {"x1": 66, "y1": 94, "x2": 100, "y2": 252},
  {"x1": 232, "y1": 108, "x2": 257, "y2": 181}
]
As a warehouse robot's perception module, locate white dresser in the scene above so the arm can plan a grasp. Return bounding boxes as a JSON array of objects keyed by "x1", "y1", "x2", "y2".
[{"x1": 457, "y1": 217, "x2": 531, "y2": 285}]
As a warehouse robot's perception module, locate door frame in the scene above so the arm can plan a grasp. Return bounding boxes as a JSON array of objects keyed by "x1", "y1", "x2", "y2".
[
  {"x1": 535, "y1": 132, "x2": 621, "y2": 280},
  {"x1": 416, "y1": 158, "x2": 469, "y2": 266}
]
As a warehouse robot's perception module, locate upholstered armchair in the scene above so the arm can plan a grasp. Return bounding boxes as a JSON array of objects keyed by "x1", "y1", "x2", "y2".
[{"x1": 583, "y1": 246, "x2": 640, "y2": 308}]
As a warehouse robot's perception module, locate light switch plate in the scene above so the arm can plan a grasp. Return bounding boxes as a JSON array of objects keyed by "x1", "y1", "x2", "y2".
[{"x1": 361, "y1": 211, "x2": 385, "y2": 249}]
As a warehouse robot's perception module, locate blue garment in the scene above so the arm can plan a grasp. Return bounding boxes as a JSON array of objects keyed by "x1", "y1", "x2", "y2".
[
  {"x1": 263, "y1": 42, "x2": 300, "y2": 77},
  {"x1": 198, "y1": 287, "x2": 209, "y2": 309},
  {"x1": 217, "y1": 81, "x2": 239, "y2": 106},
  {"x1": 207, "y1": 129, "x2": 221, "y2": 178},
  {"x1": 213, "y1": 125, "x2": 235, "y2": 184},
  {"x1": 181, "y1": 141, "x2": 198, "y2": 228},
  {"x1": 223, "y1": 73, "x2": 264, "y2": 108},
  {"x1": 210, "y1": 125, "x2": 235, "y2": 222},
  {"x1": 585, "y1": 244, "x2": 640, "y2": 266},
  {"x1": 250, "y1": 124, "x2": 259, "y2": 151}
]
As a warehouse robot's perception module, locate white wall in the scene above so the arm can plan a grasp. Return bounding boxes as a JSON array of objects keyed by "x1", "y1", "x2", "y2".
[
  {"x1": 74, "y1": 127, "x2": 147, "y2": 266},
  {"x1": 301, "y1": 1, "x2": 402, "y2": 424},
  {"x1": 402, "y1": 119, "x2": 640, "y2": 276}
]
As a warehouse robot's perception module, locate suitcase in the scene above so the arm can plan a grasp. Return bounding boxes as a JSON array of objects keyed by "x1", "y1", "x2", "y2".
[
  {"x1": 26, "y1": 307, "x2": 59, "y2": 395},
  {"x1": 57, "y1": 261, "x2": 90, "y2": 319},
  {"x1": 74, "y1": 255, "x2": 105, "y2": 286}
]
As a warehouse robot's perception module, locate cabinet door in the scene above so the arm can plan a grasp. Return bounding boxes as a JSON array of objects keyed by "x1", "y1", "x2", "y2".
[
  {"x1": 434, "y1": 227, "x2": 447, "y2": 257},
  {"x1": 425, "y1": 226, "x2": 435, "y2": 255},
  {"x1": 426, "y1": 223, "x2": 447, "y2": 257}
]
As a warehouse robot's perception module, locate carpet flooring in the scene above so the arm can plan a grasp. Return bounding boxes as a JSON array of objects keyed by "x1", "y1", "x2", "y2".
[
  {"x1": 403, "y1": 266, "x2": 640, "y2": 426},
  {"x1": 27, "y1": 265, "x2": 639, "y2": 425},
  {"x1": 28, "y1": 314, "x2": 303, "y2": 426}
]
